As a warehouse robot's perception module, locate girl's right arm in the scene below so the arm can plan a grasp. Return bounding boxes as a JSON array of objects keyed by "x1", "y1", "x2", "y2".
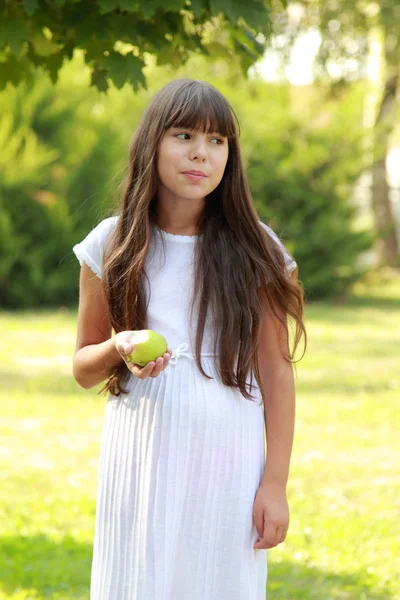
[
  {"x1": 73, "y1": 263, "x2": 172, "y2": 389},
  {"x1": 73, "y1": 262, "x2": 122, "y2": 389}
]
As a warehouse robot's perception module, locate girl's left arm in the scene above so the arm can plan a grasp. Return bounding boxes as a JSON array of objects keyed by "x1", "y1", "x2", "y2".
[
  {"x1": 258, "y1": 267, "x2": 298, "y2": 487},
  {"x1": 252, "y1": 268, "x2": 297, "y2": 549}
]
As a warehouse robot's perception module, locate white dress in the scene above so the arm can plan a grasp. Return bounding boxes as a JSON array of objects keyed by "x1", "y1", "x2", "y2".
[{"x1": 73, "y1": 217, "x2": 297, "y2": 600}]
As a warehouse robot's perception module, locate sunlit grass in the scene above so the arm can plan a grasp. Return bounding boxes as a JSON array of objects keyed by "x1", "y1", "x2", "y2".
[{"x1": 1, "y1": 268, "x2": 399, "y2": 599}]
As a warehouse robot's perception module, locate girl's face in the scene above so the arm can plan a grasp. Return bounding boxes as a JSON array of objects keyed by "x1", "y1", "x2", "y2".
[{"x1": 157, "y1": 125, "x2": 229, "y2": 201}]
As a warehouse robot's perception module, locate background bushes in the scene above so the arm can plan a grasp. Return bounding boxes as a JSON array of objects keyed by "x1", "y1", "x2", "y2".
[{"x1": 0, "y1": 55, "x2": 375, "y2": 306}]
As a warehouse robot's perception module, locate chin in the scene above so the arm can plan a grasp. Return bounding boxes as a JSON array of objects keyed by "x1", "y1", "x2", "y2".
[{"x1": 177, "y1": 187, "x2": 209, "y2": 199}]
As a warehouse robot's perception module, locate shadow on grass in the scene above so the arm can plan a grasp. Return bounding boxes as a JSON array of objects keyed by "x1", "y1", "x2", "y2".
[
  {"x1": 0, "y1": 534, "x2": 395, "y2": 599},
  {"x1": 268, "y1": 558, "x2": 394, "y2": 599}
]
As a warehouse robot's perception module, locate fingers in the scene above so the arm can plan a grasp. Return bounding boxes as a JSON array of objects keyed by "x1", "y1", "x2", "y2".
[
  {"x1": 254, "y1": 523, "x2": 287, "y2": 550},
  {"x1": 127, "y1": 351, "x2": 172, "y2": 380},
  {"x1": 125, "y1": 344, "x2": 134, "y2": 357},
  {"x1": 252, "y1": 509, "x2": 264, "y2": 542},
  {"x1": 255, "y1": 521, "x2": 276, "y2": 550},
  {"x1": 148, "y1": 352, "x2": 170, "y2": 378},
  {"x1": 253, "y1": 516, "x2": 267, "y2": 550},
  {"x1": 115, "y1": 339, "x2": 134, "y2": 358},
  {"x1": 153, "y1": 351, "x2": 173, "y2": 377},
  {"x1": 129, "y1": 360, "x2": 157, "y2": 379},
  {"x1": 115, "y1": 342, "x2": 128, "y2": 356}
]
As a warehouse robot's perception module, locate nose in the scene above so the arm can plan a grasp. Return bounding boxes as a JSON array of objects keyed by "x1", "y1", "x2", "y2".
[{"x1": 189, "y1": 138, "x2": 207, "y2": 162}]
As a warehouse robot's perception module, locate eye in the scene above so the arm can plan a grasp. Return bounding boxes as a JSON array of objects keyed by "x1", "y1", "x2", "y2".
[{"x1": 174, "y1": 131, "x2": 224, "y2": 144}]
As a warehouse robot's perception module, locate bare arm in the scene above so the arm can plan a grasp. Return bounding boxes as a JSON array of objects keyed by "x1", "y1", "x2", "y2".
[
  {"x1": 257, "y1": 267, "x2": 298, "y2": 488},
  {"x1": 73, "y1": 263, "x2": 123, "y2": 389},
  {"x1": 73, "y1": 262, "x2": 173, "y2": 389},
  {"x1": 260, "y1": 364, "x2": 295, "y2": 488}
]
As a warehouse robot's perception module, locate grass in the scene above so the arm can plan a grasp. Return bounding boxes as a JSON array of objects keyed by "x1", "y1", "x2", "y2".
[{"x1": 1, "y1": 268, "x2": 399, "y2": 599}]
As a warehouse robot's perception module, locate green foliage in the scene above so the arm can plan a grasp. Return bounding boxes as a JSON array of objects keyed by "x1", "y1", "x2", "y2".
[
  {"x1": 0, "y1": 62, "x2": 128, "y2": 307},
  {"x1": 0, "y1": 53, "x2": 377, "y2": 307},
  {"x1": 0, "y1": 0, "x2": 276, "y2": 92},
  {"x1": 237, "y1": 81, "x2": 376, "y2": 299}
]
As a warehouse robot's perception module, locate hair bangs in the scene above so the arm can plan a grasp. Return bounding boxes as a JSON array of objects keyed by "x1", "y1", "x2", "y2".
[{"x1": 163, "y1": 82, "x2": 238, "y2": 139}]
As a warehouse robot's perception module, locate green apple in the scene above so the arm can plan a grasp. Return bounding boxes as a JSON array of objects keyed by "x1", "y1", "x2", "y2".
[{"x1": 126, "y1": 329, "x2": 168, "y2": 367}]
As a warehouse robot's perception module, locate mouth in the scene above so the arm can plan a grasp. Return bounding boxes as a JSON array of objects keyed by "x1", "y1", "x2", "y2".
[{"x1": 181, "y1": 170, "x2": 208, "y2": 181}]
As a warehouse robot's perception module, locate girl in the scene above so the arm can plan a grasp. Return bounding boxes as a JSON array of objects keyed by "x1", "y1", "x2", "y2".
[{"x1": 73, "y1": 78, "x2": 306, "y2": 600}]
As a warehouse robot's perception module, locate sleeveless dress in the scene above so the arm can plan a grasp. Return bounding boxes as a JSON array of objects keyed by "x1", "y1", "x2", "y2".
[{"x1": 73, "y1": 217, "x2": 297, "y2": 600}]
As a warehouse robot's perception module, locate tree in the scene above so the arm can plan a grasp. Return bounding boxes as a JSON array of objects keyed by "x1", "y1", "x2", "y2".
[
  {"x1": 276, "y1": 1, "x2": 400, "y2": 266},
  {"x1": 0, "y1": 0, "x2": 280, "y2": 92},
  {"x1": 0, "y1": 64, "x2": 123, "y2": 307},
  {"x1": 0, "y1": 51, "x2": 375, "y2": 306}
]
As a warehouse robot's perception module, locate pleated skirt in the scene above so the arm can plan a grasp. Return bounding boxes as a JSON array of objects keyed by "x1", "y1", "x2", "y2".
[{"x1": 90, "y1": 354, "x2": 268, "y2": 600}]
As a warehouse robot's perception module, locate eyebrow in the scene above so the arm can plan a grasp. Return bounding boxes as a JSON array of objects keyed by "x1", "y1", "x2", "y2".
[{"x1": 170, "y1": 126, "x2": 225, "y2": 135}]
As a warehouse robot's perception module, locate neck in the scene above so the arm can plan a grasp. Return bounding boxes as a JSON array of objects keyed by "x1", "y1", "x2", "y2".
[{"x1": 154, "y1": 190, "x2": 205, "y2": 235}]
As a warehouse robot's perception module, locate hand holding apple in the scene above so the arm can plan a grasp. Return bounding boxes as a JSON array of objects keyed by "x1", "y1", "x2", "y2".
[{"x1": 115, "y1": 330, "x2": 172, "y2": 380}]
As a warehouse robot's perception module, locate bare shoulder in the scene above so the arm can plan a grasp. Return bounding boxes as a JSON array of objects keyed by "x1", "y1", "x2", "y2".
[{"x1": 74, "y1": 262, "x2": 112, "y2": 354}]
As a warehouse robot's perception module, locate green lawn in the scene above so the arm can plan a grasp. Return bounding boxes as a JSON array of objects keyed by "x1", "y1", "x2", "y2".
[{"x1": 1, "y1": 268, "x2": 399, "y2": 599}]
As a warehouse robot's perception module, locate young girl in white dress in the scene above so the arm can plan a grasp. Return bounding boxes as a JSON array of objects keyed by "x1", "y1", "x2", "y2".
[{"x1": 72, "y1": 77, "x2": 307, "y2": 600}]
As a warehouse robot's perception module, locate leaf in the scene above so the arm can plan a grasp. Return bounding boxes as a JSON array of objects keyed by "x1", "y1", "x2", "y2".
[
  {"x1": 72, "y1": 9, "x2": 111, "y2": 47},
  {"x1": 0, "y1": 55, "x2": 31, "y2": 89},
  {"x1": 42, "y1": 51, "x2": 65, "y2": 83},
  {"x1": 0, "y1": 18, "x2": 7, "y2": 49},
  {"x1": 210, "y1": 0, "x2": 271, "y2": 35},
  {"x1": 189, "y1": 0, "x2": 208, "y2": 17},
  {"x1": 90, "y1": 66, "x2": 109, "y2": 92},
  {"x1": 107, "y1": 13, "x2": 140, "y2": 44},
  {"x1": 158, "y1": 0, "x2": 187, "y2": 11},
  {"x1": 23, "y1": 0, "x2": 39, "y2": 16},
  {"x1": 30, "y1": 31, "x2": 61, "y2": 57},
  {"x1": 228, "y1": 21, "x2": 265, "y2": 61},
  {"x1": 4, "y1": 16, "x2": 26, "y2": 55},
  {"x1": 84, "y1": 36, "x2": 110, "y2": 63},
  {"x1": 0, "y1": 0, "x2": 274, "y2": 92},
  {"x1": 102, "y1": 51, "x2": 146, "y2": 91},
  {"x1": 240, "y1": 21, "x2": 266, "y2": 54},
  {"x1": 138, "y1": 0, "x2": 186, "y2": 19},
  {"x1": 62, "y1": 40, "x2": 76, "y2": 61},
  {"x1": 156, "y1": 43, "x2": 185, "y2": 67},
  {"x1": 233, "y1": 38, "x2": 258, "y2": 73},
  {"x1": 97, "y1": 0, "x2": 119, "y2": 15},
  {"x1": 118, "y1": 0, "x2": 141, "y2": 11},
  {"x1": 201, "y1": 40, "x2": 233, "y2": 60}
]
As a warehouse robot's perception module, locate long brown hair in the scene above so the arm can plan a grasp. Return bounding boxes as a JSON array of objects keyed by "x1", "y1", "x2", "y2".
[{"x1": 99, "y1": 78, "x2": 307, "y2": 401}]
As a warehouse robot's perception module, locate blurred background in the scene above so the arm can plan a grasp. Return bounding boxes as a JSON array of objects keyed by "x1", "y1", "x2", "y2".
[{"x1": 1, "y1": 1, "x2": 399, "y2": 598}]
